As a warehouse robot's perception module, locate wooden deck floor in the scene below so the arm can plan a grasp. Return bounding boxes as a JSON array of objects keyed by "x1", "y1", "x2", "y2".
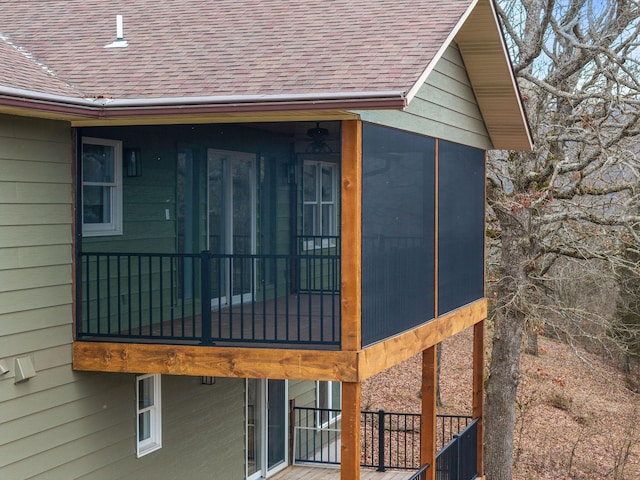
[
  {"x1": 271, "y1": 465, "x2": 418, "y2": 480},
  {"x1": 89, "y1": 293, "x2": 341, "y2": 348}
]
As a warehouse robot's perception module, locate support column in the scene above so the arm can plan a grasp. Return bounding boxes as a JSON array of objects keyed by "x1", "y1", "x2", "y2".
[
  {"x1": 421, "y1": 345, "x2": 437, "y2": 480},
  {"x1": 341, "y1": 381, "x2": 361, "y2": 480},
  {"x1": 473, "y1": 320, "x2": 485, "y2": 477},
  {"x1": 340, "y1": 119, "x2": 362, "y2": 352},
  {"x1": 340, "y1": 108, "x2": 363, "y2": 480}
]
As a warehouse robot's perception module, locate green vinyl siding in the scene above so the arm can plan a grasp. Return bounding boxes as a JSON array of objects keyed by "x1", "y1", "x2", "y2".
[
  {"x1": 289, "y1": 380, "x2": 317, "y2": 409},
  {"x1": 71, "y1": 376, "x2": 245, "y2": 480},
  {"x1": 1, "y1": 225, "x2": 72, "y2": 248},
  {"x1": 353, "y1": 43, "x2": 492, "y2": 150},
  {"x1": 0, "y1": 114, "x2": 248, "y2": 480}
]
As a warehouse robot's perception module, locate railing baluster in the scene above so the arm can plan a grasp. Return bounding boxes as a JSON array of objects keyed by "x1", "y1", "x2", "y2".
[
  {"x1": 158, "y1": 256, "x2": 163, "y2": 337},
  {"x1": 284, "y1": 257, "x2": 290, "y2": 341},
  {"x1": 200, "y1": 250, "x2": 212, "y2": 344},
  {"x1": 250, "y1": 257, "x2": 256, "y2": 340},
  {"x1": 127, "y1": 255, "x2": 132, "y2": 335},
  {"x1": 116, "y1": 256, "x2": 121, "y2": 335},
  {"x1": 377, "y1": 409, "x2": 386, "y2": 471}
]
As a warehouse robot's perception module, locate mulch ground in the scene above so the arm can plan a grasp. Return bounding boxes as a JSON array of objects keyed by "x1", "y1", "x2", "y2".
[{"x1": 362, "y1": 327, "x2": 640, "y2": 479}]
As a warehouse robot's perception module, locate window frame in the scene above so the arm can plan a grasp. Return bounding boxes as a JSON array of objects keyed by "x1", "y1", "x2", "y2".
[
  {"x1": 136, "y1": 373, "x2": 162, "y2": 457},
  {"x1": 81, "y1": 136, "x2": 123, "y2": 237},
  {"x1": 302, "y1": 160, "x2": 338, "y2": 250}
]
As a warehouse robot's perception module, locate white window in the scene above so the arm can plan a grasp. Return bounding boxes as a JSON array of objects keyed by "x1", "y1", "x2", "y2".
[
  {"x1": 136, "y1": 374, "x2": 162, "y2": 457},
  {"x1": 82, "y1": 137, "x2": 123, "y2": 236},
  {"x1": 302, "y1": 161, "x2": 337, "y2": 249},
  {"x1": 316, "y1": 381, "x2": 341, "y2": 427}
]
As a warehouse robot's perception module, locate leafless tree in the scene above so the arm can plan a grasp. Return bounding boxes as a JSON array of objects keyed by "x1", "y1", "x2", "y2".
[{"x1": 485, "y1": 1, "x2": 640, "y2": 478}]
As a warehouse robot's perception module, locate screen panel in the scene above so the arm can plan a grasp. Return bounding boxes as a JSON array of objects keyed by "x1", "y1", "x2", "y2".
[
  {"x1": 438, "y1": 140, "x2": 485, "y2": 315},
  {"x1": 361, "y1": 123, "x2": 436, "y2": 347}
]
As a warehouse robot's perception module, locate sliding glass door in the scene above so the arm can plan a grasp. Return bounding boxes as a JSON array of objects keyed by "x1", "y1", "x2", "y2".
[
  {"x1": 247, "y1": 379, "x2": 287, "y2": 479},
  {"x1": 208, "y1": 149, "x2": 256, "y2": 306}
]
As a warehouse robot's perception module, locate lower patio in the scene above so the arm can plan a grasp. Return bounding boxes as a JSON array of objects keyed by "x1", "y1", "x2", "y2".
[{"x1": 272, "y1": 465, "x2": 423, "y2": 480}]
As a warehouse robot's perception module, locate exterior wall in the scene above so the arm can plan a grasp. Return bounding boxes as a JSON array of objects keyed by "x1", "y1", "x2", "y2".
[
  {"x1": 289, "y1": 380, "x2": 316, "y2": 408},
  {"x1": 352, "y1": 43, "x2": 493, "y2": 150},
  {"x1": 0, "y1": 114, "x2": 246, "y2": 480}
]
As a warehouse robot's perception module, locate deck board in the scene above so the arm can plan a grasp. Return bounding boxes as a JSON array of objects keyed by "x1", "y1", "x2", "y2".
[
  {"x1": 272, "y1": 465, "x2": 419, "y2": 480},
  {"x1": 86, "y1": 293, "x2": 341, "y2": 349}
]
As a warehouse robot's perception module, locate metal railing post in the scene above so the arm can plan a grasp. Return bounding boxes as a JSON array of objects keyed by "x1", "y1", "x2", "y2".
[
  {"x1": 200, "y1": 250, "x2": 212, "y2": 344},
  {"x1": 377, "y1": 409, "x2": 386, "y2": 472},
  {"x1": 454, "y1": 434, "x2": 461, "y2": 480}
]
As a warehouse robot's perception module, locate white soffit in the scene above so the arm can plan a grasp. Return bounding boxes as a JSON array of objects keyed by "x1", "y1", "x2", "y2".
[{"x1": 455, "y1": 0, "x2": 533, "y2": 150}]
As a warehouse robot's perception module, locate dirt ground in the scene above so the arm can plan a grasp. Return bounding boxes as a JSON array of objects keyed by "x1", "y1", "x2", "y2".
[{"x1": 362, "y1": 328, "x2": 640, "y2": 479}]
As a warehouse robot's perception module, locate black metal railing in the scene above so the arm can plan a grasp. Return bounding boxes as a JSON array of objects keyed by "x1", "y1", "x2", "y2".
[
  {"x1": 361, "y1": 409, "x2": 421, "y2": 471},
  {"x1": 292, "y1": 405, "x2": 473, "y2": 473},
  {"x1": 435, "y1": 419, "x2": 479, "y2": 480},
  {"x1": 408, "y1": 464, "x2": 431, "y2": 480},
  {"x1": 297, "y1": 235, "x2": 340, "y2": 293},
  {"x1": 437, "y1": 415, "x2": 473, "y2": 452},
  {"x1": 293, "y1": 406, "x2": 342, "y2": 466},
  {"x1": 77, "y1": 250, "x2": 340, "y2": 347}
]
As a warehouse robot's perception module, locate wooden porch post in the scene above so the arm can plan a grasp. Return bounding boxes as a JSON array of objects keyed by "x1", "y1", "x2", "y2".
[
  {"x1": 340, "y1": 119, "x2": 362, "y2": 480},
  {"x1": 421, "y1": 345, "x2": 437, "y2": 480},
  {"x1": 341, "y1": 382, "x2": 361, "y2": 480},
  {"x1": 473, "y1": 320, "x2": 485, "y2": 477}
]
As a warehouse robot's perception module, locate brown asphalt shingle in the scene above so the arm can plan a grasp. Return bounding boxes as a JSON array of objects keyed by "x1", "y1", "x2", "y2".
[{"x1": 0, "y1": 0, "x2": 473, "y2": 100}]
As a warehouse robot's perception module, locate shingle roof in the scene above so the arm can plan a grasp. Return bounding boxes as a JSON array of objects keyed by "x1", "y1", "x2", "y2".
[
  {"x1": 0, "y1": 36, "x2": 81, "y2": 97},
  {"x1": 0, "y1": 0, "x2": 473, "y2": 100}
]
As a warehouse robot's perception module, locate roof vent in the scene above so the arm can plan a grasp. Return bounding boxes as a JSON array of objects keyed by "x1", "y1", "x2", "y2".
[{"x1": 105, "y1": 15, "x2": 129, "y2": 48}]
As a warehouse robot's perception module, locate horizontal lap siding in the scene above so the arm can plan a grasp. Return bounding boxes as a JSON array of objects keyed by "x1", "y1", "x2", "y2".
[
  {"x1": 0, "y1": 113, "x2": 73, "y2": 364},
  {"x1": 0, "y1": 113, "x2": 81, "y2": 478},
  {"x1": 0, "y1": 115, "x2": 247, "y2": 479},
  {"x1": 353, "y1": 43, "x2": 492, "y2": 150}
]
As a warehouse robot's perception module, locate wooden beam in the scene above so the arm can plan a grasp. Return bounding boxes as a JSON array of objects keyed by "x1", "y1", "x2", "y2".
[
  {"x1": 421, "y1": 346, "x2": 437, "y2": 480},
  {"x1": 71, "y1": 110, "x2": 359, "y2": 127},
  {"x1": 341, "y1": 119, "x2": 362, "y2": 352},
  {"x1": 73, "y1": 299, "x2": 486, "y2": 382},
  {"x1": 473, "y1": 320, "x2": 485, "y2": 477},
  {"x1": 341, "y1": 381, "x2": 361, "y2": 480},
  {"x1": 72, "y1": 343, "x2": 359, "y2": 381},
  {"x1": 358, "y1": 299, "x2": 487, "y2": 379}
]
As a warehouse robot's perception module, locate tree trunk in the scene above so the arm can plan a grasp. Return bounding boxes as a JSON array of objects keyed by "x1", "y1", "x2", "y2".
[
  {"x1": 525, "y1": 329, "x2": 539, "y2": 356},
  {"x1": 484, "y1": 212, "x2": 528, "y2": 480}
]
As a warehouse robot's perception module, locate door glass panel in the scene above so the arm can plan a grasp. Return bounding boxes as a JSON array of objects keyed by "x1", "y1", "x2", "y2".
[
  {"x1": 208, "y1": 155, "x2": 226, "y2": 301},
  {"x1": 303, "y1": 163, "x2": 317, "y2": 202},
  {"x1": 247, "y1": 380, "x2": 262, "y2": 477},
  {"x1": 232, "y1": 158, "x2": 253, "y2": 299},
  {"x1": 267, "y1": 380, "x2": 286, "y2": 470},
  {"x1": 321, "y1": 166, "x2": 333, "y2": 202},
  {"x1": 303, "y1": 204, "x2": 315, "y2": 236},
  {"x1": 207, "y1": 149, "x2": 256, "y2": 305}
]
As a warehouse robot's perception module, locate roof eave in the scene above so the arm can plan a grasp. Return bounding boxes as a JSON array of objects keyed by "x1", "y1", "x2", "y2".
[
  {"x1": 454, "y1": 0, "x2": 534, "y2": 151},
  {"x1": 0, "y1": 86, "x2": 407, "y2": 122}
]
